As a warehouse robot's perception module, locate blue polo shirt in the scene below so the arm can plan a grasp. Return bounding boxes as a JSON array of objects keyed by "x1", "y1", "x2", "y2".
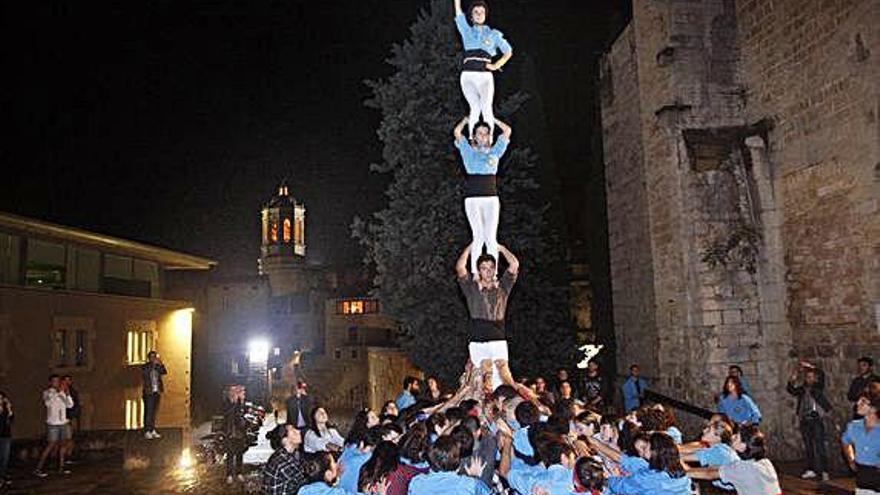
[
  {"x1": 396, "y1": 390, "x2": 416, "y2": 411},
  {"x1": 842, "y1": 418, "x2": 880, "y2": 467},
  {"x1": 299, "y1": 482, "x2": 352, "y2": 495},
  {"x1": 408, "y1": 471, "x2": 490, "y2": 495},
  {"x1": 509, "y1": 464, "x2": 572, "y2": 495},
  {"x1": 455, "y1": 136, "x2": 509, "y2": 176},
  {"x1": 717, "y1": 394, "x2": 761, "y2": 424},
  {"x1": 608, "y1": 469, "x2": 691, "y2": 495},
  {"x1": 695, "y1": 443, "x2": 740, "y2": 491},
  {"x1": 338, "y1": 448, "x2": 372, "y2": 493},
  {"x1": 619, "y1": 455, "x2": 649, "y2": 475},
  {"x1": 454, "y1": 14, "x2": 512, "y2": 56},
  {"x1": 621, "y1": 377, "x2": 649, "y2": 412}
]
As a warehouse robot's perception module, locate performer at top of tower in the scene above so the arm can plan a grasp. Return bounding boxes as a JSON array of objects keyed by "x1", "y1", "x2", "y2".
[
  {"x1": 453, "y1": 116, "x2": 512, "y2": 277},
  {"x1": 453, "y1": 0, "x2": 513, "y2": 138},
  {"x1": 455, "y1": 242, "x2": 519, "y2": 392}
]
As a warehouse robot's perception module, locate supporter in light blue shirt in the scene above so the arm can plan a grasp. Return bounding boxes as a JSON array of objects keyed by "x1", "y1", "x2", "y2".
[
  {"x1": 728, "y1": 365, "x2": 753, "y2": 396},
  {"x1": 842, "y1": 394, "x2": 880, "y2": 470},
  {"x1": 619, "y1": 454, "x2": 649, "y2": 475},
  {"x1": 455, "y1": 134, "x2": 509, "y2": 176},
  {"x1": 683, "y1": 421, "x2": 740, "y2": 491},
  {"x1": 508, "y1": 432, "x2": 577, "y2": 495},
  {"x1": 337, "y1": 428, "x2": 381, "y2": 494},
  {"x1": 717, "y1": 376, "x2": 761, "y2": 424},
  {"x1": 608, "y1": 432, "x2": 691, "y2": 495},
  {"x1": 300, "y1": 452, "x2": 355, "y2": 495},
  {"x1": 621, "y1": 365, "x2": 649, "y2": 412},
  {"x1": 409, "y1": 435, "x2": 490, "y2": 495},
  {"x1": 396, "y1": 376, "x2": 420, "y2": 412},
  {"x1": 665, "y1": 427, "x2": 683, "y2": 445}
]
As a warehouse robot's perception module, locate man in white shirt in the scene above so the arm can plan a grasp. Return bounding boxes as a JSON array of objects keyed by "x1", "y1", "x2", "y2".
[{"x1": 34, "y1": 375, "x2": 74, "y2": 477}]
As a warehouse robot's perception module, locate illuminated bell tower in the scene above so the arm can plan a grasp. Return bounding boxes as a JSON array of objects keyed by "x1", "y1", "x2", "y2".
[{"x1": 260, "y1": 184, "x2": 306, "y2": 286}]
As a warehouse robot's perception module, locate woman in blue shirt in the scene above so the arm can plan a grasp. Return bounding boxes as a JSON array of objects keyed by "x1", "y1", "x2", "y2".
[
  {"x1": 717, "y1": 376, "x2": 762, "y2": 425},
  {"x1": 453, "y1": 0, "x2": 513, "y2": 137},
  {"x1": 607, "y1": 433, "x2": 692, "y2": 494}
]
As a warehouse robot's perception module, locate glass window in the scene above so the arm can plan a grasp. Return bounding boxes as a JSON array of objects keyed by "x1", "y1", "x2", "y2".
[
  {"x1": 71, "y1": 247, "x2": 100, "y2": 292},
  {"x1": 54, "y1": 329, "x2": 69, "y2": 367},
  {"x1": 26, "y1": 239, "x2": 66, "y2": 288},
  {"x1": 283, "y1": 218, "x2": 292, "y2": 243},
  {"x1": 348, "y1": 326, "x2": 358, "y2": 344},
  {"x1": 75, "y1": 329, "x2": 87, "y2": 367},
  {"x1": 104, "y1": 254, "x2": 132, "y2": 279},
  {"x1": 125, "y1": 321, "x2": 157, "y2": 365},
  {"x1": 125, "y1": 398, "x2": 144, "y2": 430},
  {"x1": 0, "y1": 233, "x2": 20, "y2": 284},
  {"x1": 133, "y1": 259, "x2": 159, "y2": 297}
]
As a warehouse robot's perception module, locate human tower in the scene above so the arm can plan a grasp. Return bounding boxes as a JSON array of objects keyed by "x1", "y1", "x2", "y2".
[{"x1": 437, "y1": 0, "x2": 541, "y2": 412}]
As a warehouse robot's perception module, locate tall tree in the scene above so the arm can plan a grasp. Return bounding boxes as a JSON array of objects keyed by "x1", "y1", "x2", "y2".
[{"x1": 353, "y1": 0, "x2": 574, "y2": 385}]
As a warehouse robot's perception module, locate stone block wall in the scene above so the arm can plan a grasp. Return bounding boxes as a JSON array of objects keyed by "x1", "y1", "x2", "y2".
[{"x1": 601, "y1": 0, "x2": 877, "y2": 455}]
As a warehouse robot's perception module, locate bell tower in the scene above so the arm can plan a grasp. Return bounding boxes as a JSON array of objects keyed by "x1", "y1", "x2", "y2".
[{"x1": 259, "y1": 183, "x2": 306, "y2": 283}]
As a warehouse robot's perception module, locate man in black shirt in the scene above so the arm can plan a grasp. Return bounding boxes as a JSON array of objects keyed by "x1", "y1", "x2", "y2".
[
  {"x1": 455, "y1": 243, "x2": 519, "y2": 392},
  {"x1": 847, "y1": 357, "x2": 880, "y2": 418},
  {"x1": 285, "y1": 380, "x2": 314, "y2": 429},
  {"x1": 262, "y1": 424, "x2": 307, "y2": 495}
]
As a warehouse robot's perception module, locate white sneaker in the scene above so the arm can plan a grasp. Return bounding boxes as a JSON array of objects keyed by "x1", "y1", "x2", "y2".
[
  {"x1": 801, "y1": 470, "x2": 817, "y2": 479},
  {"x1": 151, "y1": 430, "x2": 162, "y2": 439},
  {"x1": 821, "y1": 472, "x2": 830, "y2": 481},
  {"x1": 144, "y1": 431, "x2": 155, "y2": 440},
  {"x1": 226, "y1": 476, "x2": 234, "y2": 485},
  {"x1": 236, "y1": 474, "x2": 245, "y2": 482}
]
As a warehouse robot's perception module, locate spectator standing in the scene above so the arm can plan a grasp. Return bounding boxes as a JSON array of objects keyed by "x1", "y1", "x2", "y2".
[
  {"x1": 582, "y1": 360, "x2": 606, "y2": 412},
  {"x1": 0, "y1": 390, "x2": 12, "y2": 486},
  {"x1": 621, "y1": 365, "x2": 648, "y2": 413},
  {"x1": 262, "y1": 424, "x2": 307, "y2": 495},
  {"x1": 848, "y1": 357, "x2": 880, "y2": 418},
  {"x1": 34, "y1": 375, "x2": 74, "y2": 477},
  {"x1": 285, "y1": 380, "x2": 315, "y2": 429},
  {"x1": 141, "y1": 350, "x2": 167, "y2": 439},
  {"x1": 61, "y1": 375, "x2": 79, "y2": 463},
  {"x1": 223, "y1": 385, "x2": 248, "y2": 484},
  {"x1": 786, "y1": 362, "x2": 832, "y2": 481}
]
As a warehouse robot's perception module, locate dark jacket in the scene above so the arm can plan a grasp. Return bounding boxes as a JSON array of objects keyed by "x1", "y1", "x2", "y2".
[
  {"x1": 786, "y1": 370, "x2": 832, "y2": 419},
  {"x1": 141, "y1": 362, "x2": 168, "y2": 395},
  {"x1": 0, "y1": 408, "x2": 12, "y2": 438},
  {"x1": 285, "y1": 394, "x2": 314, "y2": 427},
  {"x1": 847, "y1": 373, "x2": 880, "y2": 402}
]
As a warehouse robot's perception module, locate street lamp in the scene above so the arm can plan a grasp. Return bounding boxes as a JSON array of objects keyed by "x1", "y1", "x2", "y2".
[{"x1": 248, "y1": 339, "x2": 270, "y2": 365}]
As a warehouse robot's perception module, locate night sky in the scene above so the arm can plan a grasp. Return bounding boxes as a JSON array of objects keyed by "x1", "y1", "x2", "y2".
[{"x1": 3, "y1": 1, "x2": 628, "y2": 276}]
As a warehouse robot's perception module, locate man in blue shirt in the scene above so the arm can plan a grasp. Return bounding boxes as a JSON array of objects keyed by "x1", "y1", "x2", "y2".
[
  {"x1": 453, "y1": 0, "x2": 513, "y2": 136},
  {"x1": 841, "y1": 391, "x2": 880, "y2": 492},
  {"x1": 453, "y1": 116, "x2": 512, "y2": 278},
  {"x1": 409, "y1": 435, "x2": 490, "y2": 495},
  {"x1": 337, "y1": 427, "x2": 381, "y2": 493},
  {"x1": 622, "y1": 364, "x2": 649, "y2": 412},
  {"x1": 396, "y1": 376, "x2": 420, "y2": 412}
]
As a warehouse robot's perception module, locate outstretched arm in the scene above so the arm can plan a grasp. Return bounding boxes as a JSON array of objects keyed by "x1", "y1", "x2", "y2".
[
  {"x1": 456, "y1": 244, "x2": 471, "y2": 278},
  {"x1": 495, "y1": 119, "x2": 513, "y2": 141},
  {"x1": 498, "y1": 244, "x2": 519, "y2": 274},
  {"x1": 453, "y1": 116, "x2": 469, "y2": 141},
  {"x1": 454, "y1": 0, "x2": 463, "y2": 16},
  {"x1": 687, "y1": 466, "x2": 720, "y2": 480}
]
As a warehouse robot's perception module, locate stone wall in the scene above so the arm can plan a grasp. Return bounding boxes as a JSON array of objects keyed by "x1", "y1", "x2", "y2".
[{"x1": 602, "y1": 0, "x2": 878, "y2": 455}]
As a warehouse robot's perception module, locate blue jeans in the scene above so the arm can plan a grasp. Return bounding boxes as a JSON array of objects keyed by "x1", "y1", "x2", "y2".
[{"x1": 0, "y1": 437, "x2": 11, "y2": 479}]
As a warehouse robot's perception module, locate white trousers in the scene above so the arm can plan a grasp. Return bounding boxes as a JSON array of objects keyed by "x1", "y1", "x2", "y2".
[
  {"x1": 856, "y1": 489, "x2": 880, "y2": 495},
  {"x1": 468, "y1": 340, "x2": 508, "y2": 391},
  {"x1": 460, "y1": 71, "x2": 495, "y2": 136},
  {"x1": 464, "y1": 196, "x2": 500, "y2": 275}
]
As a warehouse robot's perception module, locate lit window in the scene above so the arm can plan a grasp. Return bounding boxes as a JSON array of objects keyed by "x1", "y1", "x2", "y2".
[
  {"x1": 283, "y1": 218, "x2": 292, "y2": 243},
  {"x1": 126, "y1": 321, "x2": 157, "y2": 365},
  {"x1": 125, "y1": 398, "x2": 144, "y2": 430},
  {"x1": 271, "y1": 221, "x2": 279, "y2": 242},
  {"x1": 295, "y1": 219, "x2": 304, "y2": 245}
]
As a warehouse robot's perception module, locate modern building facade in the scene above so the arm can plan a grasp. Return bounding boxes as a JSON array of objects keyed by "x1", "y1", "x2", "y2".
[{"x1": 0, "y1": 212, "x2": 214, "y2": 438}]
